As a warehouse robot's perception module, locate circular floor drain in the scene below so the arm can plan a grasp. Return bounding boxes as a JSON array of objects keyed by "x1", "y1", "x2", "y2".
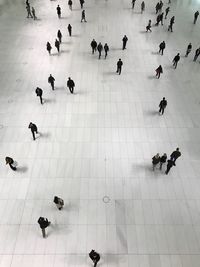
[{"x1": 103, "y1": 196, "x2": 110, "y2": 203}]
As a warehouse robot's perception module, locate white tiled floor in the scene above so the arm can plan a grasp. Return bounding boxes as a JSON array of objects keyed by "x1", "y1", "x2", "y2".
[{"x1": 0, "y1": 0, "x2": 200, "y2": 266}]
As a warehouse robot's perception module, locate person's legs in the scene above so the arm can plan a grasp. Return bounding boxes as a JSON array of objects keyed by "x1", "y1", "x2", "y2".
[
  {"x1": 160, "y1": 162, "x2": 163, "y2": 170},
  {"x1": 42, "y1": 228, "x2": 46, "y2": 238},
  {"x1": 32, "y1": 130, "x2": 35, "y2": 140},
  {"x1": 40, "y1": 96, "x2": 43, "y2": 104},
  {"x1": 9, "y1": 163, "x2": 16, "y2": 171}
]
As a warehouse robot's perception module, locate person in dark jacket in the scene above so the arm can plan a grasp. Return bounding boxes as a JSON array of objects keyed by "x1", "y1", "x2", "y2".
[
  {"x1": 172, "y1": 53, "x2": 180, "y2": 68},
  {"x1": 67, "y1": 77, "x2": 75, "y2": 94},
  {"x1": 38, "y1": 217, "x2": 51, "y2": 238},
  {"x1": 26, "y1": 4, "x2": 33, "y2": 18},
  {"x1": 28, "y1": 122, "x2": 38, "y2": 140},
  {"x1": 55, "y1": 39, "x2": 60, "y2": 53},
  {"x1": 194, "y1": 11, "x2": 199, "y2": 24},
  {"x1": 155, "y1": 65, "x2": 163, "y2": 78},
  {"x1": 57, "y1": 30, "x2": 62, "y2": 43},
  {"x1": 116, "y1": 59, "x2": 123, "y2": 75},
  {"x1": 81, "y1": 10, "x2": 87, "y2": 22},
  {"x1": 68, "y1": 0, "x2": 72, "y2": 10},
  {"x1": 193, "y1": 47, "x2": 200, "y2": 61},
  {"x1": 46, "y1": 42, "x2": 52, "y2": 55},
  {"x1": 185, "y1": 43, "x2": 192, "y2": 57},
  {"x1": 168, "y1": 16, "x2": 175, "y2": 32},
  {"x1": 141, "y1": 1, "x2": 145, "y2": 13},
  {"x1": 122, "y1": 35, "x2": 128, "y2": 50},
  {"x1": 97, "y1": 42, "x2": 103, "y2": 59},
  {"x1": 170, "y1": 148, "x2": 181, "y2": 163},
  {"x1": 155, "y1": 14, "x2": 161, "y2": 26},
  {"x1": 48, "y1": 74, "x2": 55, "y2": 90},
  {"x1": 132, "y1": 0, "x2": 136, "y2": 9},
  {"x1": 31, "y1": 7, "x2": 37, "y2": 20},
  {"x1": 152, "y1": 153, "x2": 160, "y2": 170},
  {"x1": 35, "y1": 87, "x2": 43, "y2": 104},
  {"x1": 159, "y1": 97, "x2": 167, "y2": 115},
  {"x1": 104, "y1": 43, "x2": 109, "y2": 59},
  {"x1": 160, "y1": 153, "x2": 167, "y2": 170},
  {"x1": 165, "y1": 159, "x2": 175, "y2": 174},
  {"x1": 68, "y1": 24, "x2": 72, "y2": 36},
  {"x1": 57, "y1": 5, "x2": 61, "y2": 18},
  {"x1": 155, "y1": 2, "x2": 160, "y2": 14},
  {"x1": 89, "y1": 250, "x2": 100, "y2": 267},
  {"x1": 146, "y1": 19, "x2": 152, "y2": 32},
  {"x1": 5, "y1": 157, "x2": 17, "y2": 171},
  {"x1": 80, "y1": 0, "x2": 85, "y2": 9},
  {"x1": 91, "y1": 39, "x2": 97, "y2": 54},
  {"x1": 54, "y1": 196, "x2": 64, "y2": 210},
  {"x1": 159, "y1": 41, "x2": 166, "y2": 55},
  {"x1": 165, "y1": 6, "x2": 170, "y2": 19}
]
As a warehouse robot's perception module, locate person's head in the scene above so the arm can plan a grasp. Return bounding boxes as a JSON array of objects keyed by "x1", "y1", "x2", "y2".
[
  {"x1": 163, "y1": 97, "x2": 165, "y2": 100},
  {"x1": 176, "y1": 148, "x2": 179, "y2": 151},
  {"x1": 68, "y1": 77, "x2": 71, "y2": 80},
  {"x1": 163, "y1": 153, "x2": 167, "y2": 157},
  {"x1": 119, "y1": 58, "x2": 121, "y2": 61},
  {"x1": 156, "y1": 153, "x2": 160, "y2": 157},
  {"x1": 177, "y1": 53, "x2": 180, "y2": 55}
]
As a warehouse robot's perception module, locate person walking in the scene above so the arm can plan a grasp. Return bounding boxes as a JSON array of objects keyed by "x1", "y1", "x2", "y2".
[
  {"x1": 194, "y1": 11, "x2": 199, "y2": 24},
  {"x1": 91, "y1": 39, "x2": 97, "y2": 54},
  {"x1": 170, "y1": 148, "x2": 181, "y2": 164},
  {"x1": 155, "y1": 14, "x2": 161, "y2": 26},
  {"x1": 159, "y1": 0, "x2": 163, "y2": 12},
  {"x1": 155, "y1": 65, "x2": 163, "y2": 78},
  {"x1": 89, "y1": 250, "x2": 100, "y2": 267},
  {"x1": 46, "y1": 42, "x2": 52, "y2": 55},
  {"x1": 116, "y1": 59, "x2": 123, "y2": 75},
  {"x1": 193, "y1": 47, "x2": 200, "y2": 61},
  {"x1": 31, "y1": 7, "x2": 37, "y2": 20},
  {"x1": 57, "y1": 30, "x2": 62, "y2": 43},
  {"x1": 104, "y1": 43, "x2": 109, "y2": 59},
  {"x1": 26, "y1": 4, "x2": 33, "y2": 18},
  {"x1": 172, "y1": 53, "x2": 180, "y2": 68},
  {"x1": 57, "y1": 5, "x2": 61, "y2": 18},
  {"x1": 159, "y1": 41, "x2": 166, "y2": 55},
  {"x1": 28, "y1": 122, "x2": 38, "y2": 140},
  {"x1": 35, "y1": 87, "x2": 43, "y2": 104},
  {"x1": 81, "y1": 10, "x2": 87, "y2": 22},
  {"x1": 159, "y1": 97, "x2": 167, "y2": 115},
  {"x1": 48, "y1": 74, "x2": 55, "y2": 90},
  {"x1": 68, "y1": 0, "x2": 73, "y2": 10},
  {"x1": 155, "y1": 2, "x2": 160, "y2": 14},
  {"x1": 165, "y1": 6, "x2": 170, "y2": 19},
  {"x1": 160, "y1": 12, "x2": 164, "y2": 25},
  {"x1": 160, "y1": 153, "x2": 167, "y2": 170},
  {"x1": 122, "y1": 35, "x2": 128, "y2": 50},
  {"x1": 68, "y1": 24, "x2": 72, "y2": 36},
  {"x1": 141, "y1": 1, "x2": 145, "y2": 13},
  {"x1": 55, "y1": 39, "x2": 60, "y2": 53},
  {"x1": 37, "y1": 217, "x2": 51, "y2": 238},
  {"x1": 67, "y1": 77, "x2": 75, "y2": 94},
  {"x1": 97, "y1": 42, "x2": 103, "y2": 59},
  {"x1": 152, "y1": 153, "x2": 160, "y2": 171},
  {"x1": 80, "y1": 0, "x2": 85, "y2": 9},
  {"x1": 168, "y1": 16, "x2": 175, "y2": 32},
  {"x1": 185, "y1": 43, "x2": 192, "y2": 57},
  {"x1": 146, "y1": 19, "x2": 152, "y2": 32},
  {"x1": 165, "y1": 159, "x2": 175, "y2": 174},
  {"x1": 132, "y1": 0, "x2": 136, "y2": 9},
  {"x1": 54, "y1": 196, "x2": 64, "y2": 210},
  {"x1": 5, "y1": 157, "x2": 17, "y2": 171}
]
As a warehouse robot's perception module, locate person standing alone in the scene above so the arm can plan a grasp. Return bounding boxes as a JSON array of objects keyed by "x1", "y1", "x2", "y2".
[
  {"x1": 28, "y1": 122, "x2": 38, "y2": 140},
  {"x1": 67, "y1": 77, "x2": 75, "y2": 94},
  {"x1": 159, "y1": 97, "x2": 167, "y2": 115},
  {"x1": 116, "y1": 59, "x2": 123, "y2": 75}
]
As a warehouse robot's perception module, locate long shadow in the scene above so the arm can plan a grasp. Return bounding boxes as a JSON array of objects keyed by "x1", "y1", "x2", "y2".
[
  {"x1": 43, "y1": 99, "x2": 56, "y2": 104},
  {"x1": 17, "y1": 166, "x2": 28, "y2": 173},
  {"x1": 103, "y1": 71, "x2": 115, "y2": 76},
  {"x1": 62, "y1": 41, "x2": 72, "y2": 44},
  {"x1": 72, "y1": 34, "x2": 81, "y2": 37},
  {"x1": 148, "y1": 75, "x2": 157, "y2": 79},
  {"x1": 144, "y1": 110, "x2": 159, "y2": 116},
  {"x1": 152, "y1": 51, "x2": 159, "y2": 55},
  {"x1": 139, "y1": 30, "x2": 148, "y2": 34},
  {"x1": 61, "y1": 50, "x2": 70, "y2": 53},
  {"x1": 39, "y1": 132, "x2": 51, "y2": 139}
]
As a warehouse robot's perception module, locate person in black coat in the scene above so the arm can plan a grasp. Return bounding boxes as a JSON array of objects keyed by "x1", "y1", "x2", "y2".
[
  {"x1": 28, "y1": 122, "x2": 38, "y2": 140},
  {"x1": 165, "y1": 6, "x2": 170, "y2": 19},
  {"x1": 168, "y1": 16, "x2": 175, "y2": 32},
  {"x1": 155, "y1": 65, "x2": 163, "y2": 78},
  {"x1": 68, "y1": 0, "x2": 72, "y2": 10},
  {"x1": 80, "y1": 0, "x2": 85, "y2": 9},
  {"x1": 159, "y1": 97, "x2": 167, "y2": 115},
  {"x1": 35, "y1": 87, "x2": 43, "y2": 104},
  {"x1": 165, "y1": 159, "x2": 175, "y2": 174},
  {"x1": 91, "y1": 39, "x2": 97, "y2": 54},
  {"x1": 46, "y1": 42, "x2": 52, "y2": 55},
  {"x1": 160, "y1": 153, "x2": 167, "y2": 170},
  {"x1": 81, "y1": 10, "x2": 87, "y2": 22},
  {"x1": 67, "y1": 77, "x2": 75, "y2": 94},
  {"x1": 97, "y1": 42, "x2": 103, "y2": 59},
  {"x1": 48, "y1": 74, "x2": 55, "y2": 90},
  {"x1": 185, "y1": 43, "x2": 192, "y2": 57},
  {"x1": 152, "y1": 153, "x2": 160, "y2": 170},
  {"x1": 172, "y1": 53, "x2": 180, "y2": 68},
  {"x1": 116, "y1": 59, "x2": 123, "y2": 75},
  {"x1": 5, "y1": 157, "x2": 17, "y2": 171},
  {"x1": 104, "y1": 43, "x2": 109, "y2": 59},
  {"x1": 146, "y1": 20, "x2": 152, "y2": 32},
  {"x1": 57, "y1": 5, "x2": 61, "y2": 18},
  {"x1": 194, "y1": 11, "x2": 199, "y2": 24},
  {"x1": 55, "y1": 39, "x2": 60, "y2": 53},
  {"x1": 68, "y1": 24, "x2": 72, "y2": 36},
  {"x1": 57, "y1": 30, "x2": 62, "y2": 43},
  {"x1": 132, "y1": 0, "x2": 136, "y2": 9},
  {"x1": 122, "y1": 35, "x2": 128, "y2": 50},
  {"x1": 54, "y1": 196, "x2": 64, "y2": 210},
  {"x1": 170, "y1": 148, "x2": 181, "y2": 163},
  {"x1": 159, "y1": 41, "x2": 166, "y2": 55},
  {"x1": 89, "y1": 250, "x2": 100, "y2": 267},
  {"x1": 38, "y1": 217, "x2": 51, "y2": 238}
]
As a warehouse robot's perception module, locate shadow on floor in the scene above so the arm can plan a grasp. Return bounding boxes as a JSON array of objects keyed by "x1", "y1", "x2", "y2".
[
  {"x1": 39, "y1": 132, "x2": 51, "y2": 139},
  {"x1": 147, "y1": 75, "x2": 157, "y2": 79},
  {"x1": 151, "y1": 51, "x2": 159, "y2": 55},
  {"x1": 17, "y1": 166, "x2": 28, "y2": 173}
]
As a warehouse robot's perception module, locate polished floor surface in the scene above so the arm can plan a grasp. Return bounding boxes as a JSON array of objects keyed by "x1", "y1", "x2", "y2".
[{"x1": 0, "y1": 0, "x2": 200, "y2": 266}]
